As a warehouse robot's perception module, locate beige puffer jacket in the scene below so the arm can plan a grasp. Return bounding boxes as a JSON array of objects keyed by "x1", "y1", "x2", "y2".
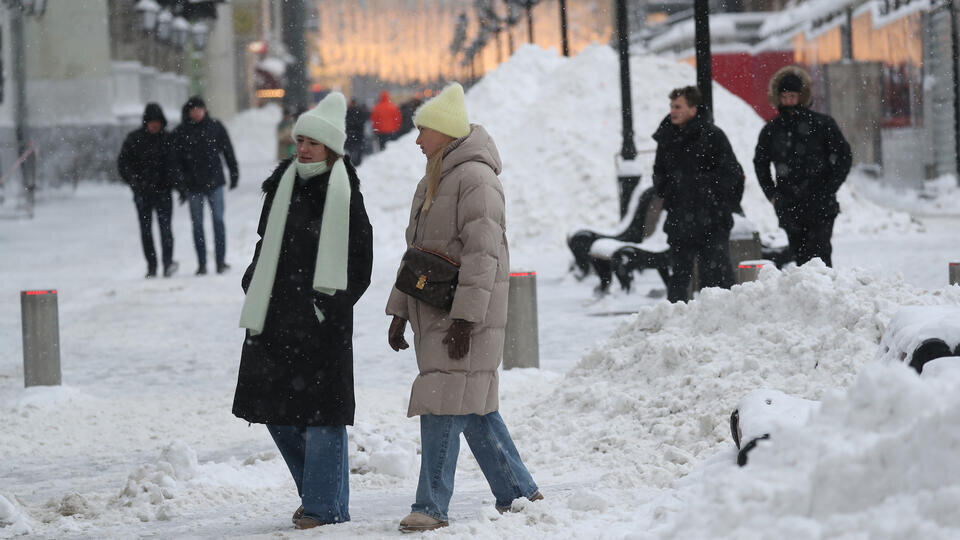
[{"x1": 386, "y1": 124, "x2": 508, "y2": 417}]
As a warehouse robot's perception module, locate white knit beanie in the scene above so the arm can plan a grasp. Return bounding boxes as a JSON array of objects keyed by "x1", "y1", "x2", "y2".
[
  {"x1": 413, "y1": 82, "x2": 470, "y2": 139},
  {"x1": 292, "y1": 92, "x2": 347, "y2": 155}
]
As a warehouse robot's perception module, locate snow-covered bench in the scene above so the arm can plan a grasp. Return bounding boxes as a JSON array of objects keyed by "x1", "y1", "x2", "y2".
[
  {"x1": 878, "y1": 306, "x2": 960, "y2": 373},
  {"x1": 731, "y1": 306, "x2": 960, "y2": 467},
  {"x1": 566, "y1": 186, "x2": 662, "y2": 291}
]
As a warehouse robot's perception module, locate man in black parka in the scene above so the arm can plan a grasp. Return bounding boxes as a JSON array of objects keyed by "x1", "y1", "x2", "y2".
[
  {"x1": 754, "y1": 66, "x2": 852, "y2": 267},
  {"x1": 117, "y1": 103, "x2": 182, "y2": 278},
  {"x1": 173, "y1": 96, "x2": 240, "y2": 275},
  {"x1": 653, "y1": 86, "x2": 744, "y2": 303}
]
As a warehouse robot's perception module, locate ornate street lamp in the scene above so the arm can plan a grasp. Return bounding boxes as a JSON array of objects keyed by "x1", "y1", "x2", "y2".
[
  {"x1": 191, "y1": 21, "x2": 209, "y2": 50},
  {"x1": 172, "y1": 15, "x2": 190, "y2": 49},
  {"x1": 135, "y1": 0, "x2": 160, "y2": 32},
  {"x1": 156, "y1": 9, "x2": 173, "y2": 42}
]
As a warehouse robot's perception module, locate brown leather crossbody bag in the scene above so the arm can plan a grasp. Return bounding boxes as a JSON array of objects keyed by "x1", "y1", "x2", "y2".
[{"x1": 395, "y1": 246, "x2": 460, "y2": 311}]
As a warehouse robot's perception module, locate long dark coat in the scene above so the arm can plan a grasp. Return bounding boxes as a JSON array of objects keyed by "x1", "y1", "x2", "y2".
[
  {"x1": 753, "y1": 105, "x2": 852, "y2": 229},
  {"x1": 117, "y1": 104, "x2": 182, "y2": 199},
  {"x1": 173, "y1": 108, "x2": 239, "y2": 193},
  {"x1": 232, "y1": 156, "x2": 373, "y2": 426},
  {"x1": 652, "y1": 114, "x2": 744, "y2": 244}
]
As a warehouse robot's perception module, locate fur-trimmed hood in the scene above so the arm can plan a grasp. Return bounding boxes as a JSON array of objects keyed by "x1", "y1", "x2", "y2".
[{"x1": 768, "y1": 65, "x2": 813, "y2": 110}]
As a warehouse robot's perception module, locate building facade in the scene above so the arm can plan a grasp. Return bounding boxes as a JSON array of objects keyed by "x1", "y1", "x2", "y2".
[{"x1": 0, "y1": 0, "x2": 235, "y2": 202}]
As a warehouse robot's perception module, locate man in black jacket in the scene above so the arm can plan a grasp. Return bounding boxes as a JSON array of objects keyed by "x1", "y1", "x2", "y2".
[
  {"x1": 653, "y1": 86, "x2": 744, "y2": 303},
  {"x1": 174, "y1": 96, "x2": 240, "y2": 275},
  {"x1": 753, "y1": 67, "x2": 852, "y2": 267},
  {"x1": 117, "y1": 103, "x2": 182, "y2": 278}
]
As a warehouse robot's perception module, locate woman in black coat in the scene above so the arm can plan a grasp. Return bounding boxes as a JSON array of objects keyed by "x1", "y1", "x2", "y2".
[{"x1": 232, "y1": 93, "x2": 373, "y2": 530}]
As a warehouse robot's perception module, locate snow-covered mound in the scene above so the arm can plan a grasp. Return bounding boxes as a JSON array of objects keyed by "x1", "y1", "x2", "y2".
[
  {"x1": 662, "y1": 360, "x2": 960, "y2": 538},
  {"x1": 509, "y1": 262, "x2": 960, "y2": 494},
  {"x1": 358, "y1": 44, "x2": 918, "y2": 257}
]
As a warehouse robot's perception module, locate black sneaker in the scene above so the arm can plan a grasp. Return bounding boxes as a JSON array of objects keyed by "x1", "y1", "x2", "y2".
[
  {"x1": 163, "y1": 261, "x2": 179, "y2": 278},
  {"x1": 216, "y1": 262, "x2": 231, "y2": 274},
  {"x1": 195, "y1": 265, "x2": 207, "y2": 276},
  {"x1": 145, "y1": 267, "x2": 158, "y2": 279}
]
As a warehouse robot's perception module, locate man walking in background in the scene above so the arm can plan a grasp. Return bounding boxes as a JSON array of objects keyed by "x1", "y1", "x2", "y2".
[
  {"x1": 345, "y1": 97, "x2": 369, "y2": 165},
  {"x1": 174, "y1": 96, "x2": 239, "y2": 275},
  {"x1": 754, "y1": 66, "x2": 852, "y2": 267},
  {"x1": 117, "y1": 103, "x2": 182, "y2": 279},
  {"x1": 653, "y1": 86, "x2": 744, "y2": 303},
  {"x1": 370, "y1": 90, "x2": 401, "y2": 150}
]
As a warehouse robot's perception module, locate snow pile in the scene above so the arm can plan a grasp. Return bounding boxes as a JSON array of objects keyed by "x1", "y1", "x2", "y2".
[
  {"x1": 660, "y1": 361, "x2": 960, "y2": 538},
  {"x1": 511, "y1": 262, "x2": 960, "y2": 492},
  {"x1": 358, "y1": 44, "x2": 918, "y2": 259},
  {"x1": 852, "y1": 172, "x2": 960, "y2": 217},
  {"x1": 0, "y1": 494, "x2": 32, "y2": 536}
]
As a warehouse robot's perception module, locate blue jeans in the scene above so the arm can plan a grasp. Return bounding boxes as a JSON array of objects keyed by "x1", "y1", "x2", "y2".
[
  {"x1": 412, "y1": 411, "x2": 538, "y2": 521},
  {"x1": 188, "y1": 186, "x2": 226, "y2": 267},
  {"x1": 267, "y1": 424, "x2": 350, "y2": 524}
]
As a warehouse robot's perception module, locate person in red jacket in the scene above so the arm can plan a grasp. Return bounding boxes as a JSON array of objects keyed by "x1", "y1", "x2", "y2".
[{"x1": 370, "y1": 91, "x2": 402, "y2": 150}]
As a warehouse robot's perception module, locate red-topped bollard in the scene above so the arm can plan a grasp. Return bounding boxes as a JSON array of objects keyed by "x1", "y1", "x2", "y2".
[
  {"x1": 737, "y1": 260, "x2": 774, "y2": 284},
  {"x1": 503, "y1": 271, "x2": 539, "y2": 370},
  {"x1": 951, "y1": 263, "x2": 960, "y2": 286},
  {"x1": 20, "y1": 289, "x2": 61, "y2": 387}
]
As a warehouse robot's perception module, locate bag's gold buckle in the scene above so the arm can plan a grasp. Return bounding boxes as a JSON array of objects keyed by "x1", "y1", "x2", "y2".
[{"x1": 416, "y1": 275, "x2": 427, "y2": 289}]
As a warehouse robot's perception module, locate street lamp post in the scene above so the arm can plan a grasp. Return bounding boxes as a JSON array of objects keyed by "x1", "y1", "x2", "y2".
[
  {"x1": 615, "y1": 0, "x2": 639, "y2": 218},
  {"x1": 559, "y1": 0, "x2": 569, "y2": 56},
  {"x1": 282, "y1": 0, "x2": 308, "y2": 112},
  {"x1": 694, "y1": 0, "x2": 713, "y2": 121}
]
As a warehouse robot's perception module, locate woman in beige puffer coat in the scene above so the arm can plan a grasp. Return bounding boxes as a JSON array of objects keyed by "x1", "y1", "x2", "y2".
[{"x1": 386, "y1": 83, "x2": 541, "y2": 532}]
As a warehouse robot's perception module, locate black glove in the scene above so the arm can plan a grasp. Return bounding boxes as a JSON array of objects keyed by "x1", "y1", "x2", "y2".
[
  {"x1": 229, "y1": 175, "x2": 238, "y2": 190},
  {"x1": 388, "y1": 316, "x2": 409, "y2": 352},
  {"x1": 442, "y1": 319, "x2": 473, "y2": 360}
]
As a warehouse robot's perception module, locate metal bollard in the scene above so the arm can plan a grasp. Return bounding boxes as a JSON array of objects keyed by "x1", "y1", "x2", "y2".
[
  {"x1": 503, "y1": 271, "x2": 539, "y2": 370},
  {"x1": 20, "y1": 289, "x2": 62, "y2": 387},
  {"x1": 737, "y1": 260, "x2": 773, "y2": 284},
  {"x1": 951, "y1": 262, "x2": 960, "y2": 286}
]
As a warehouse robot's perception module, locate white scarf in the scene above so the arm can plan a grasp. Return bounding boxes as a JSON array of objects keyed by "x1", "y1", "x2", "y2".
[{"x1": 239, "y1": 158, "x2": 352, "y2": 335}]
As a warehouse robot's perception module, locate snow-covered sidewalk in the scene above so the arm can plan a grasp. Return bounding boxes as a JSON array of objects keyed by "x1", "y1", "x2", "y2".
[{"x1": 3, "y1": 45, "x2": 960, "y2": 538}]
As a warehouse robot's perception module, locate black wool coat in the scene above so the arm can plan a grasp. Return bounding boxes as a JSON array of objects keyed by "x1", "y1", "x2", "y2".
[
  {"x1": 173, "y1": 111, "x2": 239, "y2": 193},
  {"x1": 117, "y1": 108, "x2": 182, "y2": 200},
  {"x1": 652, "y1": 114, "x2": 744, "y2": 244},
  {"x1": 753, "y1": 106, "x2": 852, "y2": 229},
  {"x1": 232, "y1": 156, "x2": 373, "y2": 426}
]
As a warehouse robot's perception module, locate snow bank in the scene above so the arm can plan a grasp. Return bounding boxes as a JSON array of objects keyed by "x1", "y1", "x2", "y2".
[
  {"x1": 660, "y1": 361, "x2": 960, "y2": 538},
  {"x1": 510, "y1": 262, "x2": 960, "y2": 495},
  {"x1": 0, "y1": 494, "x2": 32, "y2": 536},
  {"x1": 358, "y1": 44, "x2": 918, "y2": 259}
]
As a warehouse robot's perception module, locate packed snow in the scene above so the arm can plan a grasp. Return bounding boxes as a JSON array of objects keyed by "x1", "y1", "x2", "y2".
[{"x1": 2, "y1": 44, "x2": 960, "y2": 538}]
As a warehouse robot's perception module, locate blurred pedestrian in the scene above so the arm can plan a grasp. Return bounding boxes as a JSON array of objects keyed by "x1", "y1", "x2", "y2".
[
  {"x1": 234, "y1": 92, "x2": 374, "y2": 530},
  {"x1": 117, "y1": 103, "x2": 182, "y2": 278},
  {"x1": 754, "y1": 66, "x2": 852, "y2": 267},
  {"x1": 173, "y1": 96, "x2": 240, "y2": 275},
  {"x1": 398, "y1": 95, "x2": 423, "y2": 137},
  {"x1": 653, "y1": 86, "x2": 744, "y2": 303},
  {"x1": 345, "y1": 97, "x2": 369, "y2": 166},
  {"x1": 370, "y1": 90, "x2": 401, "y2": 150},
  {"x1": 385, "y1": 82, "x2": 542, "y2": 533}
]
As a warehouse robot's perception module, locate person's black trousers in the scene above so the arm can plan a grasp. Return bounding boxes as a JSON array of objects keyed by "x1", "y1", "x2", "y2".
[
  {"x1": 668, "y1": 238, "x2": 734, "y2": 303},
  {"x1": 785, "y1": 216, "x2": 836, "y2": 267},
  {"x1": 134, "y1": 192, "x2": 174, "y2": 271}
]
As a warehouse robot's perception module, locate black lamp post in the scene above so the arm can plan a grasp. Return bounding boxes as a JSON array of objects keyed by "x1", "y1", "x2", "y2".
[
  {"x1": 282, "y1": 0, "x2": 308, "y2": 112},
  {"x1": 615, "y1": 0, "x2": 639, "y2": 218},
  {"x1": 559, "y1": 0, "x2": 569, "y2": 56},
  {"x1": 694, "y1": 0, "x2": 713, "y2": 121}
]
